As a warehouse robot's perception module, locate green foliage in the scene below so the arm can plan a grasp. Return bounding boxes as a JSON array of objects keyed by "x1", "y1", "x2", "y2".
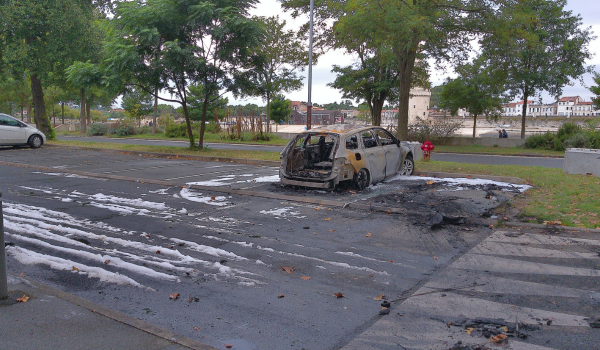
[
  {"x1": 481, "y1": 0, "x2": 594, "y2": 138},
  {"x1": 87, "y1": 123, "x2": 108, "y2": 136},
  {"x1": 439, "y1": 57, "x2": 505, "y2": 137},
  {"x1": 405, "y1": 117, "x2": 463, "y2": 145},
  {"x1": 525, "y1": 123, "x2": 600, "y2": 151},
  {"x1": 269, "y1": 94, "x2": 291, "y2": 124},
  {"x1": 591, "y1": 72, "x2": 600, "y2": 110},
  {"x1": 165, "y1": 123, "x2": 190, "y2": 138},
  {"x1": 323, "y1": 100, "x2": 355, "y2": 110},
  {"x1": 204, "y1": 122, "x2": 220, "y2": 134}
]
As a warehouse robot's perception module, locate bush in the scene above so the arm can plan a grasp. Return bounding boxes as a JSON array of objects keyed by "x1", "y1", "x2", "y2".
[
  {"x1": 556, "y1": 122, "x2": 581, "y2": 142},
  {"x1": 524, "y1": 132, "x2": 556, "y2": 150},
  {"x1": 108, "y1": 123, "x2": 136, "y2": 136},
  {"x1": 87, "y1": 123, "x2": 108, "y2": 136},
  {"x1": 165, "y1": 123, "x2": 189, "y2": 138},
  {"x1": 136, "y1": 125, "x2": 151, "y2": 135},
  {"x1": 564, "y1": 133, "x2": 592, "y2": 149},
  {"x1": 405, "y1": 117, "x2": 463, "y2": 145},
  {"x1": 204, "y1": 121, "x2": 221, "y2": 134}
]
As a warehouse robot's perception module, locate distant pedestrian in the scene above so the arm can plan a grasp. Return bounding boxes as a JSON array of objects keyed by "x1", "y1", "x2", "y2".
[
  {"x1": 498, "y1": 130, "x2": 503, "y2": 138},
  {"x1": 502, "y1": 129, "x2": 508, "y2": 138}
]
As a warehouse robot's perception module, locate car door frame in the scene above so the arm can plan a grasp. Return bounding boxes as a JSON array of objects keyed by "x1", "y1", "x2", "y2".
[
  {"x1": 373, "y1": 128, "x2": 402, "y2": 177},
  {"x1": 361, "y1": 129, "x2": 386, "y2": 183}
]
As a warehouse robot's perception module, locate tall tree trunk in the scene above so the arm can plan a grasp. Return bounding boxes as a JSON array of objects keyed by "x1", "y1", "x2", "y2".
[
  {"x1": 152, "y1": 87, "x2": 158, "y2": 134},
  {"x1": 30, "y1": 74, "x2": 51, "y2": 136},
  {"x1": 370, "y1": 94, "x2": 386, "y2": 126},
  {"x1": 472, "y1": 114, "x2": 477, "y2": 138},
  {"x1": 86, "y1": 101, "x2": 91, "y2": 125},
  {"x1": 26, "y1": 104, "x2": 32, "y2": 123},
  {"x1": 393, "y1": 47, "x2": 417, "y2": 140},
  {"x1": 20, "y1": 105, "x2": 24, "y2": 121},
  {"x1": 521, "y1": 88, "x2": 529, "y2": 139},
  {"x1": 266, "y1": 92, "x2": 271, "y2": 134},
  {"x1": 61, "y1": 102, "x2": 65, "y2": 124},
  {"x1": 182, "y1": 101, "x2": 195, "y2": 148},
  {"x1": 80, "y1": 88, "x2": 87, "y2": 134},
  {"x1": 198, "y1": 97, "x2": 210, "y2": 149}
]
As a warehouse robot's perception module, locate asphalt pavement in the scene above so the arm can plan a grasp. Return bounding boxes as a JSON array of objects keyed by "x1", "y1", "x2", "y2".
[
  {"x1": 1, "y1": 146, "x2": 597, "y2": 350},
  {"x1": 57, "y1": 135, "x2": 564, "y2": 169}
]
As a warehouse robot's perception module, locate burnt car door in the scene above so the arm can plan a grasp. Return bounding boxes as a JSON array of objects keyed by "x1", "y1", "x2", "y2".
[
  {"x1": 373, "y1": 128, "x2": 402, "y2": 177},
  {"x1": 361, "y1": 130, "x2": 386, "y2": 183}
]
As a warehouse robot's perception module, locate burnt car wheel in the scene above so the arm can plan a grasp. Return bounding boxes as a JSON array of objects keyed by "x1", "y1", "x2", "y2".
[
  {"x1": 28, "y1": 134, "x2": 43, "y2": 149},
  {"x1": 354, "y1": 169, "x2": 369, "y2": 190},
  {"x1": 400, "y1": 156, "x2": 414, "y2": 176}
]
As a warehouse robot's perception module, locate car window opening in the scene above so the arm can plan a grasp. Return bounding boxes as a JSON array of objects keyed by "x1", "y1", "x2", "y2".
[{"x1": 285, "y1": 133, "x2": 338, "y2": 179}]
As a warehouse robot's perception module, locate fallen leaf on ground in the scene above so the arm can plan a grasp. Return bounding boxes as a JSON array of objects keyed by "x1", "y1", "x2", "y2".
[
  {"x1": 155, "y1": 250, "x2": 161, "y2": 254},
  {"x1": 193, "y1": 326, "x2": 200, "y2": 331},
  {"x1": 169, "y1": 293, "x2": 180, "y2": 300},
  {"x1": 328, "y1": 208, "x2": 332, "y2": 211},
  {"x1": 315, "y1": 207, "x2": 321, "y2": 210},
  {"x1": 373, "y1": 294, "x2": 386, "y2": 301},
  {"x1": 365, "y1": 232, "x2": 372, "y2": 237},
  {"x1": 324, "y1": 217, "x2": 331, "y2": 221},
  {"x1": 426, "y1": 180, "x2": 435, "y2": 185},
  {"x1": 225, "y1": 344, "x2": 233, "y2": 349},
  {"x1": 104, "y1": 260, "x2": 110, "y2": 264},
  {"x1": 388, "y1": 260, "x2": 394, "y2": 263},
  {"x1": 72, "y1": 266, "x2": 79, "y2": 272},
  {"x1": 210, "y1": 196, "x2": 216, "y2": 200},
  {"x1": 385, "y1": 210, "x2": 392, "y2": 214},
  {"x1": 312, "y1": 232, "x2": 318, "y2": 235},
  {"x1": 334, "y1": 292, "x2": 344, "y2": 298},
  {"x1": 178, "y1": 243, "x2": 185, "y2": 246},
  {"x1": 433, "y1": 256, "x2": 438, "y2": 260},
  {"x1": 300, "y1": 276, "x2": 310, "y2": 280},
  {"x1": 466, "y1": 175, "x2": 472, "y2": 179},
  {"x1": 282, "y1": 266, "x2": 294, "y2": 273},
  {"x1": 16, "y1": 294, "x2": 29, "y2": 303},
  {"x1": 278, "y1": 294, "x2": 285, "y2": 298},
  {"x1": 20, "y1": 273, "x2": 25, "y2": 277},
  {"x1": 465, "y1": 327, "x2": 474, "y2": 335},
  {"x1": 490, "y1": 334, "x2": 508, "y2": 344},
  {"x1": 328, "y1": 229, "x2": 336, "y2": 232}
]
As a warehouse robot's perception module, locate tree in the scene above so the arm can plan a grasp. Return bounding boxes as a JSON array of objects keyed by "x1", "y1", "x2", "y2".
[
  {"x1": 245, "y1": 16, "x2": 307, "y2": 132},
  {"x1": 330, "y1": 48, "x2": 402, "y2": 126},
  {"x1": 122, "y1": 89, "x2": 153, "y2": 126},
  {"x1": 0, "y1": 0, "x2": 98, "y2": 138},
  {"x1": 102, "y1": 0, "x2": 262, "y2": 148},
  {"x1": 439, "y1": 58, "x2": 505, "y2": 138},
  {"x1": 591, "y1": 72, "x2": 600, "y2": 110},
  {"x1": 282, "y1": 0, "x2": 501, "y2": 140},
  {"x1": 269, "y1": 94, "x2": 292, "y2": 125},
  {"x1": 481, "y1": 0, "x2": 594, "y2": 138}
]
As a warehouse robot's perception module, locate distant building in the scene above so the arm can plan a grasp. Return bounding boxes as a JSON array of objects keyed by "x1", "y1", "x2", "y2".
[{"x1": 289, "y1": 110, "x2": 343, "y2": 126}]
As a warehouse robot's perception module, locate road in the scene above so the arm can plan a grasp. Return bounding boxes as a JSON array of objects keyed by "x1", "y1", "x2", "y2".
[
  {"x1": 2, "y1": 147, "x2": 597, "y2": 350},
  {"x1": 58, "y1": 135, "x2": 565, "y2": 169}
]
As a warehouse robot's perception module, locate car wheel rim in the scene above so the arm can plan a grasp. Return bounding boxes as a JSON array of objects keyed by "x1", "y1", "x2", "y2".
[
  {"x1": 31, "y1": 136, "x2": 42, "y2": 148},
  {"x1": 356, "y1": 170, "x2": 368, "y2": 190},
  {"x1": 401, "y1": 159, "x2": 413, "y2": 175}
]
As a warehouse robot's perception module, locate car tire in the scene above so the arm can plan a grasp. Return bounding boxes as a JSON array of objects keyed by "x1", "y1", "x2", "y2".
[
  {"x1": 354, "y1": 169, "x2": 369, "y2": 190},
  {"x1": 28, "y1": 134, "x2": 43, "y2": 149},
  {"x1": 400, "y1": 155, "x2": 414, "y2": 176}
]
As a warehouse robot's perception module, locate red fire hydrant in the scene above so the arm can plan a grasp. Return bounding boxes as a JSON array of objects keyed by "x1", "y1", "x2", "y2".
[{"x1": 421, "y1": 141, "x2": 434, "y2": 161}]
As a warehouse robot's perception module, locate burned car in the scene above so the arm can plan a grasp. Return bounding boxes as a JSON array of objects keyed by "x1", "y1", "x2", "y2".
[{"x1": 279, "y1": 125, "x2": 414, "y2": 190}]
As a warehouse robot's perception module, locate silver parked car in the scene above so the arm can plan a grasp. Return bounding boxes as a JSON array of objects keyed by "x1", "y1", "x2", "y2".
[
  {"x1": 0, "y1": 113, "x2": 46, "y2": 148},
  {"x1": 279, "y1": 125, "x2": 414, "y2": 190}
]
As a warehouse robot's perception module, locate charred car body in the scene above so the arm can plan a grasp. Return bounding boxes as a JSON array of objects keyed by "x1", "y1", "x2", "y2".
[{"x1": 279, "y1": 125, "x2": 414, "y2": 190}]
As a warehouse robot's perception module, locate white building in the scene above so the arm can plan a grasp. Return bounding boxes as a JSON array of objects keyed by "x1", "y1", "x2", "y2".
[
  {"x1": 557, "y1": 96, "x2": 599, "y2": 117},
  {"x1": 501, "y1": 100, "x2": 533, "y2": 117}
]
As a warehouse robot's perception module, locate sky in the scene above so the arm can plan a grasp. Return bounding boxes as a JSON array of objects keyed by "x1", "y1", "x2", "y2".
[{"x1": 227, "y1": 0, "x2": 600, "y2": 106}]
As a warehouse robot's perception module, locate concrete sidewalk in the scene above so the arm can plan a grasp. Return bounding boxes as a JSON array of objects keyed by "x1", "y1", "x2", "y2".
[{"x1": 0, "y1": 273, "x2": 217, "y2": 350}]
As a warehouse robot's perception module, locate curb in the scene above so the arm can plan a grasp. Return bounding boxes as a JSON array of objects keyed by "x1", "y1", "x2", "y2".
[
  {"x1": 502, "y1": 221, "x2": 600, "y2": 233},
  {"x1": 16, "y1": 275, "x2": 218, "y2": 350},
  {"x1": 433, "y1": 151, "x2": 564, "y2": 159},
  {"x1": 413, "y1": 170, "x2": 527, "y2": 185}
]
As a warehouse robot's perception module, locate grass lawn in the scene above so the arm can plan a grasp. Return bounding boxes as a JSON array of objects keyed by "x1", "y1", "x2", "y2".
[
  {"x1": 49, "y1": 140, "x2": 282, "y2": 161},
  {"x1": 49, "y1": 140, "x2": 597, "y2": 229},
  {"x1": 417, "y1": 160, "x2": 600, "y2": 229},
  {"x1": 56, "y1": 130, "x2": 291, "y2": 146},
  {"x1": 434, "y1": 144, "x2": 564, "y2": 157}
]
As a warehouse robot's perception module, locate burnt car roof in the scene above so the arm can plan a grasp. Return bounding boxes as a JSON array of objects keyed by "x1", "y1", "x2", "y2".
[{"x1": 298, "y1": 124, "x2": 384, "y2": 136}]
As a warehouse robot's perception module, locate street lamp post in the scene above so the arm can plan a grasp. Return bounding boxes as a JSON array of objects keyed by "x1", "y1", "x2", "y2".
[
  {"x1": 306, "y1": 0, "x2": 314, "y2": 130},
  {"x1": 0, "y1": 192, "x2": 8, "y2": 300}
]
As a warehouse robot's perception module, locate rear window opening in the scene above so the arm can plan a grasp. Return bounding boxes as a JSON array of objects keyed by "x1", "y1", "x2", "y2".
[{"x1": 284, "y1": 133, "x2": 339, "y2": 179}]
